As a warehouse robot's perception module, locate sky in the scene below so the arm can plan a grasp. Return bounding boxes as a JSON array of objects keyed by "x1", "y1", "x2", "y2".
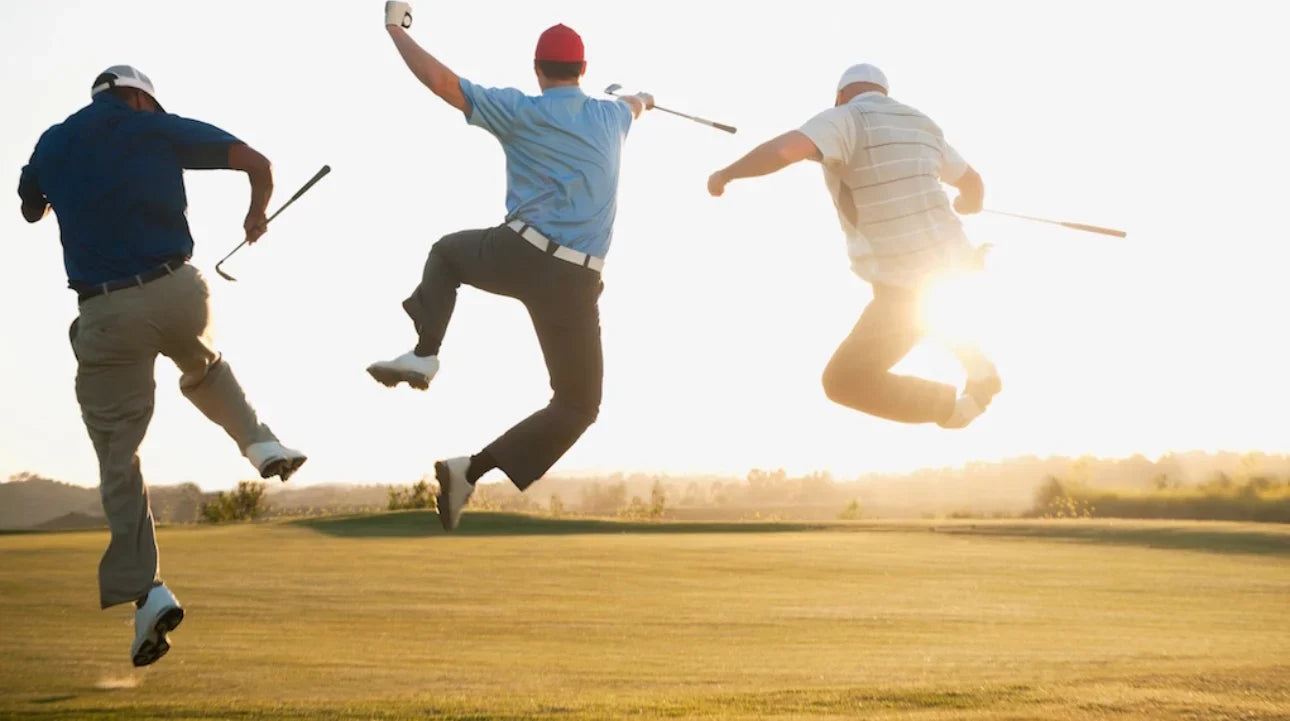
[{"x1": 2, "y1": 1, "x2": 1288, "y2": 492}]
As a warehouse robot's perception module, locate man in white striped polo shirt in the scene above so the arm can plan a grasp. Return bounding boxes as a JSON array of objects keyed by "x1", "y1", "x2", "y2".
[{"x1": 707, "y1": 63, "x2": 1000, "y2": 428}]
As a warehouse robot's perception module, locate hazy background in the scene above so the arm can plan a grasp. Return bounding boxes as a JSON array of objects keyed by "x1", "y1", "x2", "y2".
[{"x1": 2, "y1": 1, "x2": 1287, "y2": 491}]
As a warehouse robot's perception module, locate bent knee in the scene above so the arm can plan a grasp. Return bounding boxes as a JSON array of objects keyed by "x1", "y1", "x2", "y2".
[
  {"x1": 554, "y1": 398, "x2": 600, "y2": 429},
  {"x1": 821, "y1": 363, "x2": 880, "y2": 405},
  {"x1": 178, "y1": 354, "x2": 223, "y2": 391}
]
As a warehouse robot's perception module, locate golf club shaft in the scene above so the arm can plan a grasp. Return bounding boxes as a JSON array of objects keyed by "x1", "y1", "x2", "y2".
[
  {"x1": 653, "y1": 105, "x2": 737, "y2": 134},
  {"x1": 983, "y1": 209, "x2": 1126, "y2": 238},
  {"x1": 605, "y1": 88, "x2": 736, "y2": 134},
  {"x1": 265, "y1": 165, "x2": 331, "y2": 224},
  {"x1": 214, "y1": 165, "x2": 331, "y2": 277}
]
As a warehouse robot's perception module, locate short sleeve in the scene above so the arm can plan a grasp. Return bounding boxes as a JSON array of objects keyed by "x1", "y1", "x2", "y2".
[
  {"x1": 459, "y1": 78, "x2": 527, "y2": 138},
  {"x1": 141, "y1": 113, "x2": 241, "y2": 169},
  {"x1": 798, "y1": 106, "x2": 852, "y2": 164},
  {"x1": 939, "y1": 139, "x2": 969, "y2": 184},
  {"x1": 612, "y1": 98, "x2": 633, "y2": 137}
]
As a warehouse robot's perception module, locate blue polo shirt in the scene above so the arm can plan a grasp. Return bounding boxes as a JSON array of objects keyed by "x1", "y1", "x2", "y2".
[
  {"x1": 17, "y1": 93, "x2": 240, "y2": 288},
  {"x1": 459, "y1": 79, "x2": 632, "y2": 259}
]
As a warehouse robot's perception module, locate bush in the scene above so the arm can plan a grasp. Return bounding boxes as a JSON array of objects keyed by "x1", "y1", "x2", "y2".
[
  {"x1": 388, "y1": 478, "x2": 436, "y2": 511},
  {"x1": 649, "y1": 479, "x2": 667, "y2": 519},
  {"x1": 548, "y1": 494, "x2": 566, "y2": 517},
  {"x1": 200, "y1": 481, "x2": 269, "y2": 523},
  {"x1": 837, "y1": 499, "x2": 863, "y2": 520},
  {"x1": 1029, "y1": 475, "x2": 1290, "y2": 522},
  {"x1": 1030, "y1": 477, "x2": 1095, "y2": 519}
]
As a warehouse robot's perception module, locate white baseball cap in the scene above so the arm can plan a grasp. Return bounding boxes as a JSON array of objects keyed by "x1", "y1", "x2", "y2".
[
  {"x1": 836, "y1": 63, "x2": 889, "y2": 93},
  {"x1": 91, "y1": 65, "x2": 164, "y2": 110}
]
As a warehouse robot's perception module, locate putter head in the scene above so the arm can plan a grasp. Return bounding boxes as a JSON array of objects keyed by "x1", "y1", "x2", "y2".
[{"x1": 604, "y1": 83, "x2": 622, "y2": 96}]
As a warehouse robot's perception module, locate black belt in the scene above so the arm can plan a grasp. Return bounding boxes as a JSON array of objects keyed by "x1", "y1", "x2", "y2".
[{"x1": 76, "y1": 257, "x2": 188, "y2": 303}]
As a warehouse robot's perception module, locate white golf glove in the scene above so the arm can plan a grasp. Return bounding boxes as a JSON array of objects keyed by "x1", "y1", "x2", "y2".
[{"x1": 385, "y1": 1, "x2": 412, "y2": 28}]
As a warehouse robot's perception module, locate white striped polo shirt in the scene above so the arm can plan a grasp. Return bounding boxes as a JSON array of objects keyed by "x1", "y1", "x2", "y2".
[{"x1": 798, "y1": 91, "x2": 974, "y2": 289}]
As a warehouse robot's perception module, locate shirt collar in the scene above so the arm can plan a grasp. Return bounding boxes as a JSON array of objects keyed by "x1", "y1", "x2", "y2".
[
  {"x1": 91, "y1": 92, "x2": 130, "y2": 109},
  {"x1": 848, "y1": 90, "x2": 887, "y2": 104},
  {"x1": 542, "y1": 85, "x2": 586, "y2": 97}
]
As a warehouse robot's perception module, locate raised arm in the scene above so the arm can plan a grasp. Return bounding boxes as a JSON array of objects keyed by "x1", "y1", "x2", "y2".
[
  {"x1": 384, "y1": 3, "x2": 469, "y2": 114},
  {"x1": 707, "y1": 131, "x2": 821, "y2": 197}
]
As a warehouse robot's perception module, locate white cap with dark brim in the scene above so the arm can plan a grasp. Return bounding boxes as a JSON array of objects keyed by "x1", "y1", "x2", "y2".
[
  {"x1": 91, "y1": 65, "x2": 164, "y2": 111},
  {"x1": 836, "y1": 63, "x2": 889, "y2": 93}
]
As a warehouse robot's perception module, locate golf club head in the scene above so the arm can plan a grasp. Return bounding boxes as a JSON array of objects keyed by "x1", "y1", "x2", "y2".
[
  {"x1": 215, "y1": 262, "x2": 238, "y2": 282},
  {"x1": 604, "y1": 83, "x2": 622, "y2": 96}
]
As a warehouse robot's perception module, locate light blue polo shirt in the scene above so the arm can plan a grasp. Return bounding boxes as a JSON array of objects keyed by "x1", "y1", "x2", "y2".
[{"x1": 459, "y1": 78, "x2": 632, "y2": 259}]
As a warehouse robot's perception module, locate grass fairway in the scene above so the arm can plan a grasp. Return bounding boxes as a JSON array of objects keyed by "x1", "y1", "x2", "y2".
[{"x1": 1, "y1": 514, "x2": 1288, "y2": 720}]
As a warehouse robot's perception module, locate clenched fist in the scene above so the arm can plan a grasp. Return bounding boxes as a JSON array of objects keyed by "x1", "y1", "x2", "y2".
[{"x1": 385, "y1": 1, "x2": 412, "y2": 28}]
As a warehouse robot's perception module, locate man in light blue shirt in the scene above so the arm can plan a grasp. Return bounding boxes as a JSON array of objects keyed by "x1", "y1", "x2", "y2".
[{"x1": 368, "y1": 2, "x2": 654, "y2": 531}]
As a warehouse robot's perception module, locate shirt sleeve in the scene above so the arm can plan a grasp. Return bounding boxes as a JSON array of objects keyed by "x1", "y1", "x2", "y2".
[
  {"x1": 612, "y1": 98, "x2": 633, "y2": 137},
  {"x1": 459, "y1": 78, "x2": 527, "y2": 138},
  {"x1": 798, "y1": 106, "x2": 852, "y2": 165},
  {"x1": 17, "y1": 152, "x2": 44, "y2": 209},
  {"x1": 142, "y1": 113, "x2": 242, "y2": 169},
  {"x1": 939, "y1": 139, "x2": 969, "y2": 184}
]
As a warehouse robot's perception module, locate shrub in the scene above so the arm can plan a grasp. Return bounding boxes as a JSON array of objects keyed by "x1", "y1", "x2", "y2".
[
  {"x1": 837, "y1": 499, "x2": 863, "y2": 520},
  {"x1": 200, "y1": 481, "x2": 269, "y2": 523},
  {"x1": 388, "y1": 477, "x2": 436, "y2": 511}
]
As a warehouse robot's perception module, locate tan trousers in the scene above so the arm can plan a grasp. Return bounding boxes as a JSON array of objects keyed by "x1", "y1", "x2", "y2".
[
  {"x1": 70, "y1": 264, "x2": 276, "y2": 608},
  {"x1": 821, "y1": 284, "x2": 960, "y2": 424}
]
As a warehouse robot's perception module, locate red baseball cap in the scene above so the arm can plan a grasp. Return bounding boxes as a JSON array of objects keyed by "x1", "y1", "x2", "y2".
[{"x1": 535, "y1": 24, "x2": 584, "y2": 63}]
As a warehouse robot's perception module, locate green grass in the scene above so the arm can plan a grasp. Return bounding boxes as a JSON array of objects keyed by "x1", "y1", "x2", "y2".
[{"x1": 2, "y1": 513, "x2": 1289, "y2": 720}]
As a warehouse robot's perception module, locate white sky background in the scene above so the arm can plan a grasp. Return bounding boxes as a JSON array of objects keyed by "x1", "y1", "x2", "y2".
[{"x1": 1, "y1": 1, "x2": 1287, "y2": 491}]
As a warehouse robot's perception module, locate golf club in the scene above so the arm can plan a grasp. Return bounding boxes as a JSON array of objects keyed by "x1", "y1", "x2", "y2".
[
  {"x1": 983, "y1": 209, "x2": 1126, "y2": 238},
  {"x1": 215, "y1": 164, "x2": 332, "y2": 281},
  {"x1": 604, "y1": 84, "x2": 737, "y2": 134}
]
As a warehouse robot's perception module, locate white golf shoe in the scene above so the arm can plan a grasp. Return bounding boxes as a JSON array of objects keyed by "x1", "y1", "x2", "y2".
[
  {"x1": 367, "y1": 351, "x2": 439, "y2": 391},
  {"x1": 939, "y1": 373, "x2": 1003, "y2": 429},
  {"x1": 434, "y1": 456, "x2": 474, "y2": 532},
  {"x1": 131, "y1": 584, "x2": 184, "y2": 667},
  {"x1": 244, "y1": 441, "x2": 308, "y2": 482}
]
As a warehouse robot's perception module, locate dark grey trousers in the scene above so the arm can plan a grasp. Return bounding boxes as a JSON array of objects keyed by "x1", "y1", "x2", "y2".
[{"x1": 402, "y1": 224, "x2": 604, "y2": 489}]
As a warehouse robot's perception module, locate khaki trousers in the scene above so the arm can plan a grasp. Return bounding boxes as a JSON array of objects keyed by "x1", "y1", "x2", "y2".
[
  {"x1": 821, "y1": 284, "x2": 959, "y2": 424},
  {"x1": 70, "y1": 264, "x2": 276, "y2": 608}
]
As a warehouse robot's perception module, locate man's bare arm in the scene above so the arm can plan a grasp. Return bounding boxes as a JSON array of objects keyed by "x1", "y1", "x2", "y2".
[
  {"x1": 707, "y1": 131, "x2": 821, "y2": 197},
  {"x1": 386, "y1": 25, "x2": 469, "y2": 114},
  {"x1": 617, "y1": 92, "x2": 655, "y2": 120},
  {"x1": 227, "y1": 143, "x2": 274, "y2": 243},
  {"x1": 949, "y1": 166, "x2": 984, "y2": 215}
]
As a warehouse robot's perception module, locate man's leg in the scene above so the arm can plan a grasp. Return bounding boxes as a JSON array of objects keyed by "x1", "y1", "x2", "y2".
[
  {"x1": 371, "y1": 227, "x2": 505, "y2": 389},
  {"x1": 479, "y1": 275, "x2": 604, "y2": 489},
  {"x1": 821, "y1": 285, "x2": 958, "y2": 424},
  {"x1": 70, "y1": 308, "x2": 163, "y2": 610},
  {"x1": 153, "y1": 267, "x2": 277, "y2": 452},
  {"x1": 401, "y1": 227, "x2": 506, "y2": 357}
]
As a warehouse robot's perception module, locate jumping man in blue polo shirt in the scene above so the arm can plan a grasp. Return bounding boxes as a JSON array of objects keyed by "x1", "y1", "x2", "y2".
[
  {"x1": 17, "y1": 65, "x2": 306, "y2": 667},
  {"x1": 368, "y1": 2, "x2": 654, "y2": 531}
]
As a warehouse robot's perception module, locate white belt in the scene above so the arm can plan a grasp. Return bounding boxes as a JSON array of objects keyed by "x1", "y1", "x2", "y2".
[{"x1": 506, "y1": 220, "x2": 604, "y2": 273}]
